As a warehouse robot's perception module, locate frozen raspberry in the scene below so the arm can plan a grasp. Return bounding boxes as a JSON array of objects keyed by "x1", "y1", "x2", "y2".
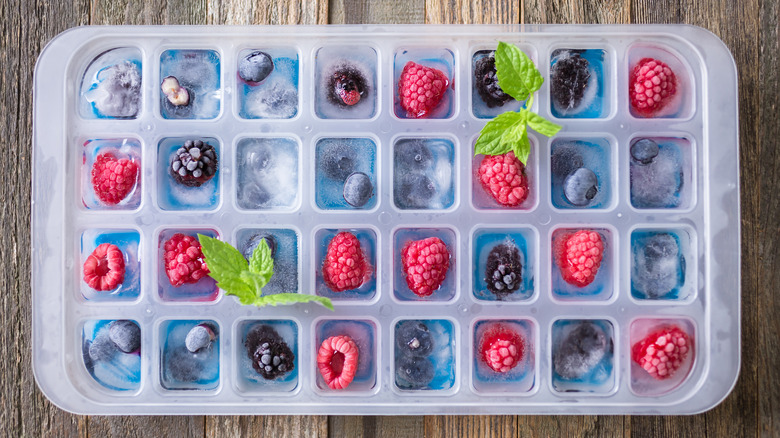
[
  {"x1": 328, "y1": 65, "x2": 367, "y2": 107},
  {"x1": 630, "y1": 58, "x2": 677, "y2": 116},
  {"x1": 480, "y1": 325, "x2": 525, "y2": 373},
  {"x1": 322, "y1": 232, "x2": 370, "y2": 292},
  {"x1": 398, "y1": 61, "x2": 449, "y2": 118},
  {"x1": 632, "y1": 325, "x2": 692, "y2": 380},
  {"x1": 163, "y1": 233, "x2": 209, "y2": 287},
  {"x1": 90, "y1": 152, "x2": 139, "y2": 205},
  {"x1": 557, "y1": 230, "x2": 604, "y2": 287},
  {"x1": 401, "y1": 237, "x2": 450, "y2": 297},
  {"x1": 317, "y1": 335, "x2": 359, "y2": 390},
  {"x1": 83, "y1": 243, "x2": 125, "y2": 291},
  {"x1": 478, "y1": 152, "x2": 529, "y2": 207}
]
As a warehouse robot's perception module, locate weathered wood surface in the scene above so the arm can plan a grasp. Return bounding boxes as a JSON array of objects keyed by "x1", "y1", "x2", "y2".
[{"x1": 1, "y1": 0, "x2": 776, "y2": 436}]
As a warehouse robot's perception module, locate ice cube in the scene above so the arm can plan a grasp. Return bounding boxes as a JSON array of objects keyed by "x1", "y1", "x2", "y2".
[
  {"x1": 82, "y1": 320, "x2": 141, "y2": 391},
  {"x1": 243, "y1": 77, "x2": 298, "y2": 119},
  {"x1": 315, "y1": 46, "x2": 378, "y2": 119},
  {"x1": 236, "y1": 138, "x2": 299, "y2": 210},
  {"x1": 630, "y1": 143, "x2": 683, "y2": 208},
  {"x1": 86, "y1": 61, "x2": 141, "y2": 118},
  {"x1": 633, "y1": 233, "x2": 684, "y2": 299},
  {"x1": 159, "y1": 50, "x2": 221, "y2": 120},
  {"x1": 161, "y1": 320, "x2": 220, "y2": 390}
]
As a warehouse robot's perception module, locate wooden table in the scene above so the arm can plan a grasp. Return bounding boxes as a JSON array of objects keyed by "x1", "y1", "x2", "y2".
[{"x1": 2, "y1": 0, "x2": 776, "y2": 436}]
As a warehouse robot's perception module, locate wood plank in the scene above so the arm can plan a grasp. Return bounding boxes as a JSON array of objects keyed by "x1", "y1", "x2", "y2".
[
  {"x1": 425, "y1": 0, "x2": 520, "y2": 24},
  {"x1": 330, "y1": 0, "x2": 424, "y2": 24},
  {"x1": 523, "y1": 0, "x2": 629, "y2": 24},
  {"x1": 205, "y1": 416, "x2": 327, "y2": 438}
]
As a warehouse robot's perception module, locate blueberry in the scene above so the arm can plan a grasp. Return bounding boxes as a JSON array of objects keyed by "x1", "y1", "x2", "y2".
[
  {"x1": 239, "y1": 51, "x2": 274, "y2": 83},
  {"x1": 185, "y1": 323, "x2": 217, "y2": 353},
  {"x1": 395, "y1": 173, "x2": 436, "y2": 209},
  {"x1": 553, "y1": 322, "x2": 611, "y2": 380},
  {"x1": 88, "y1": 332, "x2": 117, "y2": 362},
  {"x1": 343, "y1": 172, "x2": 374, "y2": 207},
  {"x1": 563, "y1": 168, "x2": 598, "y2": 206},
  {"x1": 631, "y1": 139, "x2": 659, "y2": 165},
  {"x1": 166, "y1": 346, "x2": 202, "y2": 383},
  {"x1": 395, "y1": 139, "x2": 433, "y2": 170},
  {"x1": 320, "y1": 144, "x2": 355, "y2": 181},
  {"x1": 108, "y1": 320, "x2": 141, "y2": 353},
  {"x1": 395, "y1": 355, "x2": 435, "y2": 389},
  {"x1": 395, "y1": 320, "x2": 434, "y2": 357},
  {"x1": 241, "y1": 233, "x2": 277, "y2": 261},
  {"x1": 551, "y1": 145, "x2": 584, "y2": 182}
]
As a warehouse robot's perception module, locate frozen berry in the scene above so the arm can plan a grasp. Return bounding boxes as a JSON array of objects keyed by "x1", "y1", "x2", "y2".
[
  {"x1": 634, "y1": 233, "x2": 682, "y2": 298},
  {"x1": 563, "y1": 168, "x2": 598, "y2": 206},
  {"x1": 479, "y1": 325, "x2": 525, "y2": 373},
  {"x1": 322, "y1": 231, "x2": 370, "y2": 292},
  {"x1": 88, "y1": 332, "x2": 117, "y2": 362},
  {"x1": 317, "y1": 335, "x2": 359, "y2": 390},
  {"x1": 557, "y1": 230, "x2": 605, "y2": 287},
  {"x1": 90, "y1": 61, "x2": 142, "y2": 118},
  {"x1": 395, "y1": 139, "x2": 433, "y2": 170},
  {"x1": 395, "y1": 355, "x2": 435, "y2": 389},
  {"x1": 163, "y1": 233, "x2": 209, "y2": 287},
  {"x1": 185, "y1": 323, "x2": 217, "y2": 353},
  {"x1": 170, "y1": 140, "x2": 218, "y2": 187},
  {"x1": 328, "y1": 64, "x2": 367, "y2": 107},
  {"x1": 550, "y1": 50, "x2": 591, "y2": 110},
  {"x1": 630, "y1": 58, "x2": 677, "y2": 116},
  {"x1": 554, "y1": 321, "x2": 610, "y2": 379},
  {"x1": 632, "y1": 325, "x2": 691, "y2": 380},
  {"x1": 166, "y1": 346, "x2": 202, "y2": 383},
  {"x1": 551, "y1": 145, "x2": 584, "y2": 182},
  {"x1": 343, "y1": 172, "x2": 374, "y2": 207},
  {"x1": 398, "y1": 61, "x2": 449, "y2": 118},
  {"x1": 83, "y1": 243, "x2": 125, "y2": 291},
  {"x1": 241, "y1": 233, "x2": 277, "y2": 261},
  {"x1": 321, "y1": 144, "x2": 356, "y2": 181},
  {"x1": 91, "y1": 152, "x2": 139, "y2": 205},
  {"x1": 631, "y1": 138, "x2": 660, "y2": 165},
  {"x1": 477, "y1": 152, "x2": 529, "y2": 207},
  {"x1": 395, "y1": 320, "x2": 434, "y2": 358},
  {"x1": 484, "y1": 242, "x2": 523, "y2": 297},
  {"x1": 245, "y1": 325, "x2": 295, "y2": 380},
  {"x1": 108, "y1": 320, "x2": 141, "y2": 354},
  {"x1": 474, "y1": 51, "x2": 512, "y2": 108},
  {"x1": 239, "y1": 51, "x2": 274, "y2": 84},
  {"x1": 395, "y1": 173, "x2": 436, "y2": 209},
  {"x1": 161, "y1": 76, "x2": 190, "y2": 106},
  {"x1": 401, "y1": 237, "x2": 451, "y2": 297}
]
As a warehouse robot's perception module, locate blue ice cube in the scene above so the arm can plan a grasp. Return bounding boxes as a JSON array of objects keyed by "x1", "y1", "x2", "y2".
[
  {"x1": 160, "y1": 320, "x2": 220, "y2": 390},
  {"x1": 157, "y1": 137, "x2": 220, "y2": 211},
  {"x1": 394, "y1": 319, "x2": 455, "y2": 391},
  {"x1": 157, "y1": 229, "x2": 218, "y2": 302},
  {"x1": 82, "y1": 320, "x2": 141, "y2": 391},
  {"x1": 315, "y1": 45, "x2": 378, "y2": 119},
  {"x1": 393, "y1": 137, "x2": 455, "y2": 210},
  {"x1": 238, "y1": 48, "x2": 299, "y2": 119},
  {"x1": 315, "y1": 138, "x2": 377, "y2": 210},
  {"x1": 80, "y1": 229, "x2": 141, "y2": 301},
  {"x1": 630, "y1": 138, "x2": 686, "y2": 209},
  {"x1": 472, "y1": 228, "x2": 535, "y2": 302},
  {"x1": 235, "y1": 228, "x2": 299, "y2": 295},
  {"x1": 236, "y1": 137, "x2": 300, "y2": 210},
  {"x1": 80, "y1": 47, "x2": 143, "y2": 119},
  {"x1": 393, "y1": 227, "x2": 457, "y2": 302},
  {"x1": 472, "y1": 320, "x2": 535, "y2": 393},
  {"x1": 549, "y1": 49, "x2": 608, "y2": 119},
  {"x1": 550, "y1": 139, "x2": 613, "y2": 210},
  {"x1": 315, "y1": 319, "x2": 376, "y2": 392},
  {"x1": 236, "y1": 320, "x2": 299, "y2": 393},
  {"x1": 631, "y1": 230, "x2": 687, "y2": 300},
  {"x1": 160, "y1": 50, "x2": 221, "y2": 119},
  {"x1": 314, "y1": 228, "x2": 377, "y2": 301},
  {"x1": 551, "y1": 319, "x2": 614, "y2": 393}
]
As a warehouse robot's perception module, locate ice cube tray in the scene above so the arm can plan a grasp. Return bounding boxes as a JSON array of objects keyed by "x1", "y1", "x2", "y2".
[{"x1": 31, "y1": 24, "x2": 740, "y2": 415}]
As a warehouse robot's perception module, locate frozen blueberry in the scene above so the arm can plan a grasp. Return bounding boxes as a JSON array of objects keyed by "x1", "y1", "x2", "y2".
[
  {"x1": 474, "y1": 51, "x2": 513, "y2": 108},
  {"x1": 321, "y1": 144, "x2": 356, "y2": 181},
  {"x1": 185, "y1": 323, "x2": 217, "y2": 353},
  {"x1": 395, "y1": 355, "x2": 435, "y2": 389},
  {"x1": 553, "y1": 322, "x2": 611, "y2": 380},
  {"x1": 241, "y1": 233, "x2": 277, "y2": 261},
  {"x1": 108, "y1": 320, "x2": 141, "y2": 354},
  {"x1": 395, "y1": 173, "x2": 436, "y2": 209},
  {"x1": 563, "y1": 168, "x2": 598, "y2": 206},
  {"x1": 631, "y1": 139, "x2": 660, "y2": 165},
  {"x1": 166, "y1": 346, "x2": 202, "y2": 383},
  {"x1": 551, "y1": 145, "x2": 584, "y2": 182},
  {"x1": 239, "y1": 51, "x2": 274, "y2": 84},
  {"x1": 550, "y1": 50, "x2": 591, "y2": 110},
  {"x1": 343, "y1": 172, "x2": 374, "y2": 207},
  {"x1": 88, "y1": 332, "x2": 117, "y2": 362},
  {"x1": 635, "y1": 233, "x2": 683, "y2": 298},
  {"x1": 396, "y1": 320, "x2": 434, "y2": 357},
  {"x1": 395, "y1": 139, "x2": 433, "y2": 170}
]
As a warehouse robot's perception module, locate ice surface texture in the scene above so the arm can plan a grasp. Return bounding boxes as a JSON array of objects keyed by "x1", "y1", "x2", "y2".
[
  {"x1": 630, "y1": 139, "x2": 685, "y2": 209},
  {"x1": 552, "y1": 320, "x2": 614, "y2": 393},
  {"x1": 82, "y1": 320, "x2": 141, "y2": 391},
  {"x1": 316, "y1": 138, "x2": 377, "y2": 210},
  {"x1": 159, "y1": 50, "x2": 221, "y2": 119},
  {"x1": 236, "y1": 137, "x2": 300, "y2": 210},
  {"x1": 161, "y1": 320, "x2": 220, "y2": 390},
  {"x1": 631, "y1": 231, "x2": 687, "y2": 299},
  {"x1": 393, "y1": 138, "x2": 455, "y2": 210},
  {"x1": 80, "y1": 47, "x2": 143, "y2": 119},
  {"x1": 239, "y1": 48, "x2": 299, "y2": 119}
]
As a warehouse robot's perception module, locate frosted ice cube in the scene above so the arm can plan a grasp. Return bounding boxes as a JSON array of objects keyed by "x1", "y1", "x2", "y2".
[
  {"x1": 236, "y1": 138, "x2": 299, "y2": 210},
  {"x1": 630, "y1": 142, "x2": 684, "y2": 208},
  {"x1": 160, "y1": 320, "x2": 220, "y2": 390},
  {"x1": 82, "y1": 320, "x2": 141, "y2": 391},
  {"x1": 159, "y1": 50, "x2": 221, "y2": 119},
  {"x1": 632, "y1": 232, "x2": 685, "y2": 299},
  {"x1": 315, "y1": 46, "x2": 378, "y2": 119}
]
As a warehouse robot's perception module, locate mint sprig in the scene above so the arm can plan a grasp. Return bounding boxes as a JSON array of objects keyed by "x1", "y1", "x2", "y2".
[
  {"x1": 198, "y1": 234, "x2": 333, "y2": 311},
  {"x1": 475, "y1": 41, "x2": 562, "y2": 164}
]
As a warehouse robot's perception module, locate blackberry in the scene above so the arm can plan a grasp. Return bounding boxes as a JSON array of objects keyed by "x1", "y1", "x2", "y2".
[
  {"x1": 108, "y1": 320, "x2": 141, "y2": 354},
  {"x1": 327, "y1": 64, "x2": 368, "y2": 107},
  {"x1": 396, "y1": 355, "x2": 435, "y2": 389},
  {"x1": 239, "y1": 51, "x2": 274, "y2": 84},
  {"x1": 241, "y1": 233, "x2": 278, "y2": 261},
  {"x1": 553, "y1": 322, "x2": 611, "y2": 380},
  {"x1": 484, "y1": 242, "x2": 523, "y2": 297},
  {"x1": 395, "y1": 172, "x2": 436, "y2": 209},
  {"x1": 474, "y1": 51, "x2": 512, "y2": 108},
  {"x1": 551, "y1": 144, "x2": 584, "y2": 182},
  {"x1": 563, "y1": 168, "x2": 598, "y2": 206},
  {"x1": 395, "y1": 320, "x2": 434, "y2": 358},
  {"x1": 343, "y1": 172, "x2": 374, "y2": 207},
  {"x1": 395, "y1": 139, "x2": 433, "y2": 171},
  {"x1": 550, "y1": 50, "x2": 591, "y2": 110},
  {"x1": 170, "y1": 140, "x2": 218, "y2": 187},
  {"x1": 631, "y1": 138, "x2": 660, "y2": 165},
  {"x1": 245, "y1": 325, "x2": 295, "y2": 380}
]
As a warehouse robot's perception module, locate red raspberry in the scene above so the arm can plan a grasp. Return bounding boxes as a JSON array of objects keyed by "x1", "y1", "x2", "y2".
[
  {"x1": 398, "y1": 61, "x2": 449, "y2": 118},
  {"x1": 557, "y1": 230, "x2": 604, "y2": 287},
  {"x1": 630, "y1": 58, "x2": 677, "y2": 116},
  {"x1": 91, "y1": 152, "x2": 139, "y2": 205},
  {"x1": 317, "y1": 335, "x2": 359, "y2": 390},
  {"x1": 339, "y1": 89, "x2": 361, "y2": 106},
  {"x1": 322, "y1": 232, "x2": 370, "y2": 292},
  {"x1": 401, "y1": 237, "x2": 450, "y2": 297},
  {"x1": 477, "y1": 152, "x2": 529, "y2": 207},
  {"x1": 632, "y1": 325, "x2": 692, "y2": 380},
  {"x1": 163, "y1": 233, "x2": 209, "y2": 287},
  {"x1": 479, "y1": 325, "x2": 525, "y2": 373},
  {"x1": 83, "y1": 243, "x2": 125, "y2": 291}
]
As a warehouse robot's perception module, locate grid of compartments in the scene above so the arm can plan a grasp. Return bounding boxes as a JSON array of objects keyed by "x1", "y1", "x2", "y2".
[{"x1": 62, "y1": 29, "x2": 711, "y2": 410}]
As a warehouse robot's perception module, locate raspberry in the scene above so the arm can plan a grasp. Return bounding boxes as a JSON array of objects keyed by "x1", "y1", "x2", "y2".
[
  {"x1": 401, "y1": 237, "x2": 450, "y2": 297},
  {"x1": 477, "y1": 152, "x2": 529, "y2": 207},
  {"x1": 632, "y1": 325, "x2": 692, "y2": 380},
  {"x1": 83, "y1": 243, "x2": 126, "y2": 291},
  {"x1": 163, "y1": 233, "x2": 209, "y2": 287},
  {"x1": 90, "y1": 152, "x2": 139, "y2": 205},
  {"x1": 479, "y1": 325, "x2": 525, "y2": 373},
  {"x1": 322, "y1": 232, "x2": 370, "y2": 292},
  {"x1": 317, "y1": 335, "x2": 359, "y2": 390},
  {"x1": 398, "y1": 61, "x2": 449, "y2": 118},
  {"x1": 557, "y1": 230, "x2": 604, "y2": 287},
  {"x1": 630, "y1": 58, "x2": 677, "y2": 116}
]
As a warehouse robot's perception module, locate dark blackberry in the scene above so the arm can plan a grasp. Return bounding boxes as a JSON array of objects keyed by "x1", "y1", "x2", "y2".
[
  {"x1": 550, "y1": 50, "x2": 591, "y2": 110},
  {"x1": 327, "y1": 64, "x2": 368, "y2": 107},
  {"x1": 551, "y1": 144, "x2": 584, "y2": 182},
  {"x1": 395, "y1": 139, "x2": 433, "y2": 170},
  {"x1": 474, "y1": 51, "x2": 513, "y2": 108},
  {"x1": 484, "y1": 242, "x2": 523, "y2": 297},
  {"x1": 108, "y1": 320, "x2": 141, "y2": 354},
  {"x1": 631, "y1": 138, "x2": 660, "y2": 165},
  {"x1": 563, "y1": 168, "x2": 598, "y2": 206},
  {"x1": 170, "y1": 140, "x2": 218, "y2": 187},
  {"x1": 395, "y1": 320, "x2": 434, "y2": 357},
  {"x1": 241, "y1": 233, "x2": 278, "y2": 261},
  {"x1": 239, "y1": 51, "x2": 274, "y2": 84},
  {"x1": 395, "y1": 172, "x2": 436, "y2": 209},
  {"x1": 245, "y1": 325, "x2": 295, "y2": 380},
  {"x1": 553, "y1": 322, "x2": 611, "y2": 380},
  {"x1": 320, "y1": 143, "x2": 356, "y2": 181},
  {"x1": 343, "y1": 172, "x2": 374, "y2": 207}
]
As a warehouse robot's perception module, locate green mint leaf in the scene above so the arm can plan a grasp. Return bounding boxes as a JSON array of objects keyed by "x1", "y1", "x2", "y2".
[
  {"x1": 198, "y1": 234, "x2": 248, "y2": 285},
  {"x1": 495, "y1": 41, "x2": 543, "y2": 101},
  {"x1": 474, "y1": 111, "x2": 525, "y2": 156},
  {"x1": 240, "y1": 270, "x2": 271, "y2": 294},
  {"x1": 252, "y1": 293, "x2": 334, "y2": 311},
  {"x1": 512, "y1": 118, "x2": 531, "y2": 164},
  {"x1": 526, "y1": 112, "x2": 562, "y2": 138},
  {"x1": 248, "y1": 237, "x2": 274, "y2": 280},
  {"x1": 218, "y1": 277, "x2": 255, "y2": 305}
]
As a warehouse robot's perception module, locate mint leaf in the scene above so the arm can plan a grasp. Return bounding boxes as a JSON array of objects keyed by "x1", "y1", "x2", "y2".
[
  {"x1": 248, "y1": 237, "x2": 273, "y2": 281},
  {"x1": 495, "y1": 41, "x2": 543, "y2": 101},
  {"x1": 198, "y1": 234, "x2": 248, "y2": 284},
  {"x1": 474, "y1": 111, "x2": 525, "y2": 156},
  {"x1": 527, "y1": 112, "x2": 562, "y2": 137},
  {"x1": 218, "y1": 277, "x2": 255, "y2": 304},
  {"x1": 252, "y1": 293, "x2": 335, "y2": 311}
]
